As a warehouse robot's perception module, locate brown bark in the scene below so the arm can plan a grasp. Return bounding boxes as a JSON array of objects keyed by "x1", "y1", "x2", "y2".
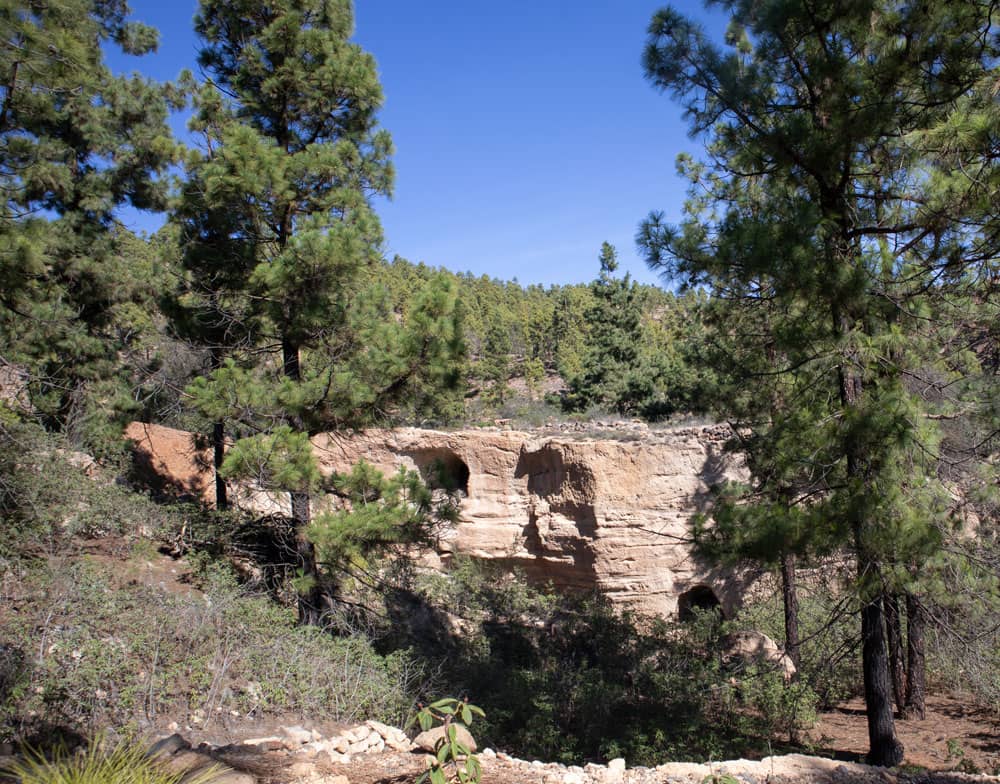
[
  {"x1": 884, "y1": 592, "x2": 906, "y2": 715},
  {"x1": 904, "y1": 592, "x2": 927, "y2": 720},
  {"x1": 781, "y1": 551, "x2": 801, "y2": 671},
  {"x1": 291, "y1": 490, "x2": 324, "y2": 627},
  {"x1": 282, "y1": 337, "x2": 301, "y2": 382}
]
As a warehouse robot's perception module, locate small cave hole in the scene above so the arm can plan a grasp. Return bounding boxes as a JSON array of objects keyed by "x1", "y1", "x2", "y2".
[
  {"x1": 407, "y1": 448, "x2": 470, "y2": 497},
  {"x1": 678, "y1": 585, "x2": 722, "y2": 622}
]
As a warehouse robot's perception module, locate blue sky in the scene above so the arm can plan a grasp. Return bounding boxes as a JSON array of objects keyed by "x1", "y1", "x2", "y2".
[{"x1": 109, "y1": 1, "x2": 724, "y2": 287}]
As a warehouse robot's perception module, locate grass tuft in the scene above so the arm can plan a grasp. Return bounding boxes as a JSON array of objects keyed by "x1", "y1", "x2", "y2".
[{"x1": 2, "y1": 739, "x2": 220, "y2": 784}]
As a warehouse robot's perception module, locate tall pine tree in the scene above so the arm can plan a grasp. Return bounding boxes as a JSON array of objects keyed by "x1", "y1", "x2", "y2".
[
  {"x1": 639, "y1": 0, "x2": 998, "y2": 765},
  {"x1": 179, "y1": 0, "x2": 463, "y2": 624},
  {"x1": 0, "y1": 0, "x2": 180, "y2": 453}
]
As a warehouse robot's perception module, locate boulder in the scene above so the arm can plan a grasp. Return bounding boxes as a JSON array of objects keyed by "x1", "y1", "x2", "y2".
[
  {"x1": 281, "y1": 726, "x2": 313, "y2": 747},
  {"x1": 160, "y1": 750, "x2": 216, "y2": 777},
  {"x1": 147, "y1": 734, "x2": 191, "y2": 759},
  {"x1": 208, "y1": 771, "x2": 255, "y2": 784},
  {"x1": 413, "y1": 724, "x2": 477, "y2": 753},
  {"x1": 721, "y1": 630, "x2": 797, "y2": 680}
]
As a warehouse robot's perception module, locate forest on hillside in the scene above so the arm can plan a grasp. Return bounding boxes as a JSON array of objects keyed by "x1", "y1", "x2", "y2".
[{"x1": 0, "y1": 0, "x2": 998, "y2": 773}]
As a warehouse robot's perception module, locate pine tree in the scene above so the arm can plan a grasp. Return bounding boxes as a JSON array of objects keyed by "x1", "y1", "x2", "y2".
[
  {"x1": 180, "y1": 0, "x2": 463, "y2": 624},
  {"x1": 0, "y1": 0, "x2": 180, "y2": 453},
  {"x1": 639, "y1": 0, "x2": 998, "y2": 765},
  {"x1": 566, "y1": 242, "x2": 645, "y2": 415}
]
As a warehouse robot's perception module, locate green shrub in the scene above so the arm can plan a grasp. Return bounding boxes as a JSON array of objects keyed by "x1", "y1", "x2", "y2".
[
  {"x1": 388, "y1": 565, "x2": 824, "y2": 766},
  {"x1": 0, "y1": 419, "x2": 192, "y2": 563},
  {"x1": 738, "y1": 668, "x2": 818, "y2": 743},
  {"x1": 0, "y1": 560, "x2": 425, "y2": 741}
]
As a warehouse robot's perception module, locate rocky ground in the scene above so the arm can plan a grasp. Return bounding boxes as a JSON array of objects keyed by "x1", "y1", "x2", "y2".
[{"x1": 131, "y1": 720, "x2": 1000, "y2": 784}]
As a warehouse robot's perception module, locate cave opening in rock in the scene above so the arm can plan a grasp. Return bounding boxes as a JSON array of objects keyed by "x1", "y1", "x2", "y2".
[
  {"x1": 678, "y1": 584, "x2": 722, "y2": 622},
  {"x1": 407, "y1": 448, "x2": 470, "y2": 496}
]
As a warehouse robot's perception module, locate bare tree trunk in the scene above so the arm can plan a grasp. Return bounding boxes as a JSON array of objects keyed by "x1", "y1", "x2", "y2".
[
  {"x1": 904, "y1": 592, "x2": 927, "y2": 720},
  {"x1": 860, "y1": 587, "x2": 904, "y2": 766},
  {"x1": 884, "y1": 592, "x2": 906, "y2": 715},
  {"x1": 781, "y1": 551, "x2": 801, "y2": 672},
  {"x1": 290, "y1": 489, "x2": 324, "y2": 627}
]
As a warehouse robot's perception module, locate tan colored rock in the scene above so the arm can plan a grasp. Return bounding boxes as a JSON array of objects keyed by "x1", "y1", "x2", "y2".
[
  {"x1": 364, "y1": 719, "x2": 399, "y2": 740},
  {"x1": 721, "y1": 629, "x2": 797, "y2": 680},
  {"x1": 208, "y1": 772, "x2": 254, "y2": 784},
  {"x1": 127, "y1": 422, "x2": 751, "y2": 617},
  {"x1": 288, "y1": 761, "x2": 318, "y2": 779},
  {"x1": 281, "y1": 725, "x2": 313, "y2": 746},
  {"x1": 243, "y1": 736, "x2": 283, "y2": 747},
  {"x1": 160, "y1": 751, "x2": 214, "y2": 776},
  {"x1": 414, "y1": 724, "x2": 477, "y2": 753},
  {"x1": 385, "y1": 737, "x2": 414, "y2": 752}
]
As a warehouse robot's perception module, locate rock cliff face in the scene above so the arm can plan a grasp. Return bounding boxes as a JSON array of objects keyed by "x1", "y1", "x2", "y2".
[{"x1": 125, "y1": 422, "x2": 753, "y2": 619}]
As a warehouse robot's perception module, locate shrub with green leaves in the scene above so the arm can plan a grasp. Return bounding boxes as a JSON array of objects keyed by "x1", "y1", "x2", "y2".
[
  {"x1": 734, "y1": 572, "x2": 860, "y2": 708},
  {"x1": 411, "y1": 697, "x2": 484, "y2": 784},
  {"x1": 0, "y1": 418, "x2": 192, "y2": 563}
]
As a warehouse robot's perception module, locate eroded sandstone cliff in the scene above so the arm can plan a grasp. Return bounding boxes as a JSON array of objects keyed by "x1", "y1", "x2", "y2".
[{"x1": 125, "y1": 422, "x2": 754, "y2": 619}]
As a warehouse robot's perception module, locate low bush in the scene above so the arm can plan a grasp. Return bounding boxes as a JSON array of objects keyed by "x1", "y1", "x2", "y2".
[
  {"x1": 0, "y1": 418, "x2": 191, "y2": 564},
  {"x1": 733, "y1": 569, "x2": 860, "y2": 708},
  {"x1": 0, "y1": 559, "x2": 425, "y2": 741},
  {"x1": 395, "y1": 561, "x2": 817, "y2": 766}
]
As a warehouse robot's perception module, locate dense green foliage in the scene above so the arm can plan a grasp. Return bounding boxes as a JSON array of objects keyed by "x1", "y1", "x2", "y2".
[
  {"x1": 0, "y1": 0, "x2": 182, "y2": 456},
  {"x1": 373, "y1": 255, "x2": 713, "y2": 423},
  {"x1": 1, "y1": 557, "x2": 423, "y2": 739}
]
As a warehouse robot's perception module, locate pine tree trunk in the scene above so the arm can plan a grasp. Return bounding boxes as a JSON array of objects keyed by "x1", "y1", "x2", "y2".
[
  {"x1": 781, "y1": 551, "x2": 801, "y2": 672},
  {"x1": 208, "y1": 346, "x2": 228, "y2": 511},
  {"x1": 860, "y1": 587, "x2": 904, "y2": 766},
  {"x1": 281, "y1": 336, "x2": 326, "y2": 627},
  {"x1": 213, "y1": 421, "x2": 228, "y2": 511},
  {"x1": 837, "y1": 335, "x2": 903, "y2": 767},
  {"x1": 290, "y1": 490, "x2": 324, "y2": 627},
  {"x1": 884, "y1": 592, "x2": 906, "y2": 714},
  {"x1": 904, "y1": 593, "x2": 927, "y2": 720}
]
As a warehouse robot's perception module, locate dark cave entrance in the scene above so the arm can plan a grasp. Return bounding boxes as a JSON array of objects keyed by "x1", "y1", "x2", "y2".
[
  {"x1": 406, "y1": 448, "x2": 470, "y2": 496},
  {"x1": 678, "y1": 584, "x2": 722, "y2": 622}
]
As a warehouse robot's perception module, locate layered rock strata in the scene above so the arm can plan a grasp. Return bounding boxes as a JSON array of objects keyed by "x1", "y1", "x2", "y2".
[{"x1": 125, "y1": 422, "x2": 753, "y2": 619}]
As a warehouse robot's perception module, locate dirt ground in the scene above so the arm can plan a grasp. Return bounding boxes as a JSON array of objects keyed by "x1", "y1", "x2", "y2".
[{"x1": 810, "y1": 695, "x2": 1000, "y2": 773}]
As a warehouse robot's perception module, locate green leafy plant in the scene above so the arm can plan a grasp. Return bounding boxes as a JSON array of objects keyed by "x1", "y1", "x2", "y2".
[{"x1": 411, "y1": 697, "x2": 484, "y2": 784}]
